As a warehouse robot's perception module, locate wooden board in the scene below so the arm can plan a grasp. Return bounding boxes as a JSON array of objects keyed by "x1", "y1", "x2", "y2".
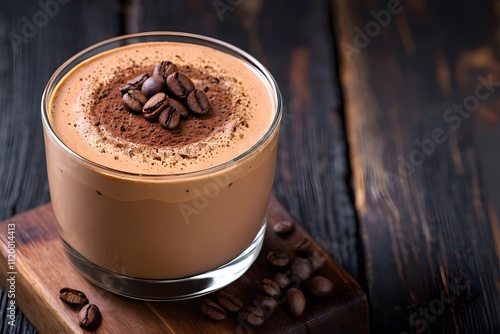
[{"x1": 0, "y1": 197, "x2": 368, "y2": 334}]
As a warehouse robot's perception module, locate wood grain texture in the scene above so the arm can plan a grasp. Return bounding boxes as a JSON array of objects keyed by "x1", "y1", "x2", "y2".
[
  {"x1": 0, "y1": 200, "x2": 368, "y2": 334},
  {"x1": 332, "y1": 0, "x2": 500, "y2": 332}
]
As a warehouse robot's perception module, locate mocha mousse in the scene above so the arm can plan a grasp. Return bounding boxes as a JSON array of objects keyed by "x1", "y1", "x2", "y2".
[{"x1": 45, "y1": 41, "x2": 280, "y2": 279}]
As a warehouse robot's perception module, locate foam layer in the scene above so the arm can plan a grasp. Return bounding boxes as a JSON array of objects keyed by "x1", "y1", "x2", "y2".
[{"x1": 49, "y1": 42, "x2": 276, "y2": 174}]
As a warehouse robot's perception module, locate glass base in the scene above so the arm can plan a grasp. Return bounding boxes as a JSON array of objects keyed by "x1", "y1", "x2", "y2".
[{"x1": 63, "y1": 220, "x2": 266, "y2": 301}]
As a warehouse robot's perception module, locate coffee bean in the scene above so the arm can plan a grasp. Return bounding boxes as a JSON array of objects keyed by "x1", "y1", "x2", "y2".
[
  {"x1": 291, "y1": 257, "x2": 312, "y2": 281},
  {"x1": 120, "y1": 73, "x2": 149, "y2": 94},
  {"x1": 307, "y1": 276, "x2": 333, "y2": 297},
  {"x1": 261, "y1": 278, "x2": 280, "y2": 297},
  {"x1": 239, "y1": 307, "x2": 265, "y2": 327},
  {"x1": 253, "y1": 294, "x2": 278, "y2": 316},
  {"x1": 59, "y1": 287, "x2": 89, "y2": 308},
  {"x1": 217, "y1": 291, "x2": 243, "y2": 312},
  {"x1": 154, "y1": 61, "x2": 178, "y2": 81},
  {"x1": 266, "y1": 251, "x2": 289, "y2": 267},
  {"x1": 201, "y1": 299, "x2": 226, "y2": 321},
  {"x1": 166, "y1": 72, "x2": 195, "y2": 99},
  {"x1": 286, "y1": 288, "x2": 306, "y2": 317},
  {"x1": 273, "y1": 272, "x2": 290, "y2": 289},
  {"x1": 122, "y1": 90, "x2": 148, "y2": 114},
  {"x1": 159, "y1": 108, "x2": 181, "y2": 130},
  {"x1": 167, "y1": 98, "x2": 189, "y2": 119},
  {"x1": 307, "y1": 249, "x2": 326, "y2": 271},
  {"x1": 79, "y1": 304, "x2": 102, "y2": 331},
  {"x1": 187, "y1": 89, "x2": 211, "y2": 115},
  {"x1": 141, "y1": 75, "x2": 166, "y2": 98},
  {"x1": 272, "y1": 220, "x2": 294, "y2": 235},
  {"x1": 293, "y1": 238, "x2": 312, "y2": 254},
  {"x1": 143, "y1": 92, "x2": 169, "y2": 121}
]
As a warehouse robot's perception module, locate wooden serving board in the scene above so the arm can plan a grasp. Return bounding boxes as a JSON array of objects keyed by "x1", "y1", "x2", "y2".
[{"x1": 0, "y1": 196, "x2": 368, "y2": 334}]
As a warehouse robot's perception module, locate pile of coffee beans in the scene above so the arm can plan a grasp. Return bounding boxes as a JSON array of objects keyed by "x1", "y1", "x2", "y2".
[
  {"x1": 59, "y1": 287, "x2": 102, "y2": 331},
  {"x1": 200, "y1": 219, "x2": 334, "y2": 330},
  {"x1": 120, "y1": 61, "x2": 211, "y2": 130}
]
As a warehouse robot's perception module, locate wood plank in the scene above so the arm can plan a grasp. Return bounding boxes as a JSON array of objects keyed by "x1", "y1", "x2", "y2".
[
  {"x1": 332, "y1": 0, "x2": 500, "y2": 332},
  {"x1": 0, "y1": 199, "x2": 368, "y2": 334}
]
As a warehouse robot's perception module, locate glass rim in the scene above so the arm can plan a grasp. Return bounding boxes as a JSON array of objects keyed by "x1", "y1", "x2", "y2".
[{"x1": 41, "y1": 31, "x2": 283, "y2": 180}]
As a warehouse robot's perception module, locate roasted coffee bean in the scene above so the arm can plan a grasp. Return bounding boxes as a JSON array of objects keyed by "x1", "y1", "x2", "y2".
[
  {"x1": 120, "y1": 73, "x2": 149, "y2": 94},
  {"x1": 166, "y1": 72, "x2": 195, "y2": 99},
  {"x1": 159, "y1": 108, "x2": 181, "y2": 130},
  {"x1": 122, "y1": 90, "x2": 148, "y2": 114},
  {"x1": 266, "y1": 251, "x2": 289, "y2": 267},
  {"x1": 141, "y1": 75, "x2": 166, "y2": 98},
  {"x1": 239, "y1": 307, "x2": 265, "y2": 327},
  {"x1": 201, "y1": 299, "x2": 226, "y2": 320},
  {"x1": 253, "y1": 294, "x2": 278, "y2": 316},
  {"x1": 143, "y1": 92, "x2": 169, "y2": 121},
  {"x1": 286, "y1": 288, "x2": 306, "y2": 317},
  {"x1": 293, "y1": 238, "x2": 312, "y2": 254},
  {"x1": 187, "y1": 89, "x2": 211, "y2": 115},
  {"x1": 272, "y1": 220, "x2": 294, "y2": 235},
  {"x1": 291, "y1": 257, "x2": 313, "y2": 281},
  {"x1": 59, "y1": 287, "x2": 89, "y2": 307},
  {"x1": 167, "y1": 98, "x2": 189, "y2": 119},
  {"x1": 154, "y1": 61, "x2": 178, "y2": 81},
  {"x1": 217, "y1": 291, "x2": 243, "y2": 312},
  {"x1": 307, "y1": 249, "x2": 326, "y2": 271},
  {"x1": 261, "y1": 278, "x2": 280, "y2": 297},
  {"x1": 273, "y1": 272, "x2": 290, "y2": 289},
  {"x1": 79, "y1": 304, "x2": 102, "y2": 330},
  {"x1": 307, "y1": 276, "x2": 333, "y2": 297}
]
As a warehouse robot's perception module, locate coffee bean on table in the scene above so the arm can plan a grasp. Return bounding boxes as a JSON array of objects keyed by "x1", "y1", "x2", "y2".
[
  {"x1": 253, "y1": 294, "x2": 278, "y2": 315},
  {"x1": 291, "y1": 257, "x2": 313, "y2": 281},
  {"x1": 187, "y1": 89, "x2": 211, "y2": 115},
  {"x1": 266, "y1": 251, "x2": 289, "y2": 267},
  {"x1": 261, "y1": 278, "x2": 280, "y2": 297},
  {"x1": 286, "y1": 288, "x2": 306, "y2": 317},
  {"x1": 201, "y1": 299, "x2": 226, "y2": 320},
  {"x1": 239, "y1": 306, "x2": 265, "y2": 327},
  {"x1": 307, "y1": 249, "x2": 326, "y2": 271},
  {"x1": 159, "y1": 108, "x2": 181, "y2": 130},
  {"x1": 168, "y1": 98, "x2": 189, "y2": 119},
  {"x1": 122, "y1": 90, "x2": 148, "y2": 114},
  {"x1": 143, "y1": 92, "x2": 169, "y2": 121},
  {"x1": 59, "y1": 287, "x2": 89, "y2": 308},
  {"x1": 79, "y1": 304, "x2": 102, "y2": 331},
  {"x1": 217, "y1": 291, "x2": 243, "y2": 312},
  {"x1": 307, "y1": 276, "x2": 333, "y2": 297},
  {"x1": 273, "y1": 272, "x2": 290, "y2": 289},
  {"x1": 166, "y1": 72, "x2": 195, "y2": 99},
  {"x1": 272, "y1": 220, "x2": 294, "y2": 235},
  {"x1": 293, "y1": 237, "x2": 312, "y2": 254},
  {"x1": 141, "y1": 75, "x2": 166, "y2": 98},
  {"x1": 154, "y1": 61, "x2": 178, "y2": 81},
  {"x1": 120, "y1": 73, "x2": 149, "y2": 94}
]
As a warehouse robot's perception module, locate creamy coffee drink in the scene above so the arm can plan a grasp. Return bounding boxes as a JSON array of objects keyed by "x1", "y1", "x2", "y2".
[{"x1": 43, "y1": 36, "x2": 281, "y2": 284}]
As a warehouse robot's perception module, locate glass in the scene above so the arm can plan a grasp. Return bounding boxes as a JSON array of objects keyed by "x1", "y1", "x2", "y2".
[{"x1": 41, "y1": 32, "x2": 282, "y2": 301}]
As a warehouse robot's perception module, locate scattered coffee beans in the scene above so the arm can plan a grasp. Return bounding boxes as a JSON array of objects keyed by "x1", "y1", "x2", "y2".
[
  {"x1": 261, "y1": 278, "x2": 281, "y2": 297},
  {"x1": 307, "y1": 249, "x2": 326, "y2": 271},
  {"x1": 267, "y1": 251, "x2": 289, "y2": 267},
  {"x1": 307, "y1": 276, "x2": 333, "y2": 297},
  {"x1": 291, "y1": 257, "x2": 313, "y2": 281},
  {"x1": 187, "y1": 89, "x2": 211, "y2": 115},
  {"x1": 273, "y1": 272, "x2": 290, "y2": 289},
  {"x1": 217, "y1": 291, "x2": 243, "y2": 312},
  {"x1": 272, "y1": 220, "x2": 294, "y2": 235},
  {"x1": 201, "y1": 299, "x2": 226, "y2": 320},
  {"x1": 286, "y1": 288, "x2": 306, "y2": 317},
  {"x1": 239, "y1": 307, "x2": 265, "y2": 327},
  {"x1": 167, "y1": 72, "x2": 195, "y2": 99},
  {"x1": 159, "y1": 108, "x2": 181, "y2": 130},
  {"x1": 79, "y1": 304, "x2": 102, "y2": 331},
  {"x1": 253, "y1": 294, "x2": 278, "y2": 316},
  {"x1": 59, "y1": 288, "x2": 89, "y2": 308},
  {"x1": 293, "y1": 238, "x2": 312, "y2": 254}
]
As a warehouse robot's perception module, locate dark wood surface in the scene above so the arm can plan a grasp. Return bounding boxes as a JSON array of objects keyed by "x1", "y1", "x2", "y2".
[{"x1": 0, "y1": 0, "x2": 498, "y2": 333}]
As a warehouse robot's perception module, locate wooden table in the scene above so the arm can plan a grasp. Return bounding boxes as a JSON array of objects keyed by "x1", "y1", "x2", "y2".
[{"x1": 1, "y1": 0, "x2": 499, "y2": 333}]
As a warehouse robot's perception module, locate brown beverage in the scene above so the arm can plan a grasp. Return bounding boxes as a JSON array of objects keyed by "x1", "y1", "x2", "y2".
[{"x1": 42, "y1": 33, "x2": 282, "y2": 300}]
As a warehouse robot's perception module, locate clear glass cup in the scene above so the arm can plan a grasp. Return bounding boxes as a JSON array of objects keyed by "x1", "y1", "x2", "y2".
[{"x1": 41, "y1": 32, "x2": 282, "y2": 301}]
